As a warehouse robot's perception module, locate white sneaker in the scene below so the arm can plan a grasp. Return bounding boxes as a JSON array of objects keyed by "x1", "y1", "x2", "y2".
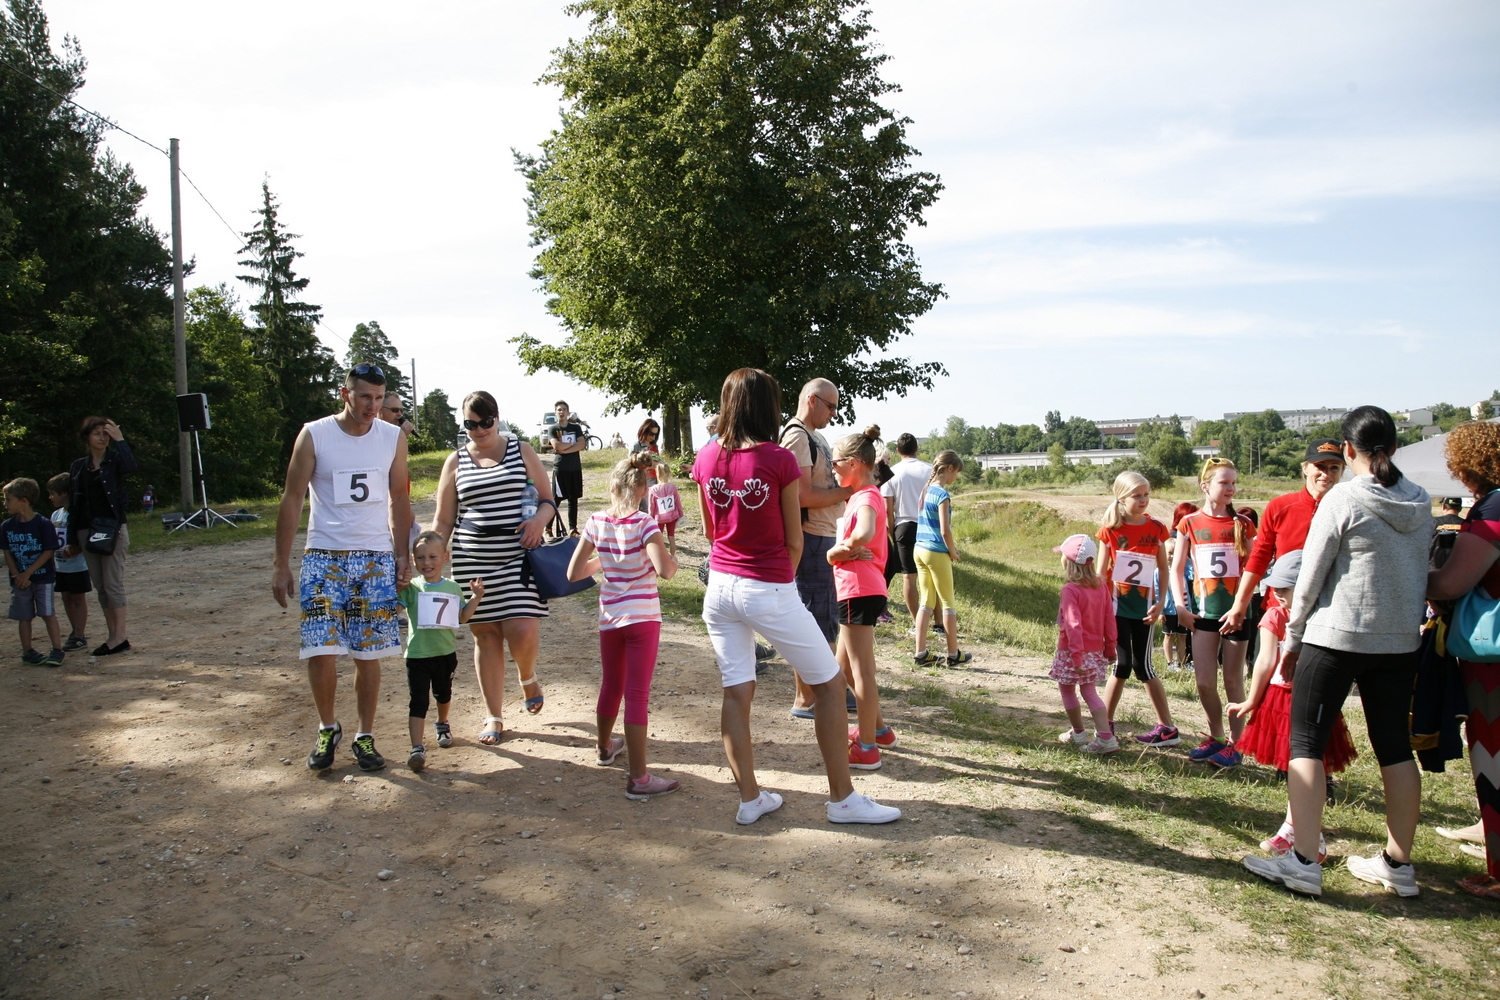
[
  {"x1": 1347, "y1": 852, "x2": 1419, "y2": 898},
  {"x1": 1242, "y1": 851, "x2": 1322, "y2": 896},
  {"x1": 735, "y1": 790, "x2": 784, "y2": 826},
  {"x1": 1058, "y1": 728, "x2": 1089, "y2": 746},
  {"x1": 1082, "y1": 734, "x2": 1119, "y2": 754},
  {"x1": 407, "y1": 746, "x2": 427, "y2": 771},
  {"x1": 827, "y1": 791, "x2": 902, "y2": 825}
]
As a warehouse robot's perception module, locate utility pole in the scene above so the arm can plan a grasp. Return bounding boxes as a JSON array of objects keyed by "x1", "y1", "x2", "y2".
[
  {"x1": 409, "y1": 359, "x2": 418, "y2": 431},
  {"x1": 170, "y1": 139, "x2": 192, "y2": 515}
]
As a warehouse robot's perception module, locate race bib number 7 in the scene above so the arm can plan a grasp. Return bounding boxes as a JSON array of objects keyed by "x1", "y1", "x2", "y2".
[
  {"x1": 1111, "y1": 550, "x2": 1153, "y2": 588},
  {"x1": 332, "y1": 468, "x2": 386, "y2": 507},
  {"x1": 416, "y1": 591, "x2": 460, "y2": 629},
  {"x1": 1196, "y1": 542, "x2": 1240, "y2": 580}
]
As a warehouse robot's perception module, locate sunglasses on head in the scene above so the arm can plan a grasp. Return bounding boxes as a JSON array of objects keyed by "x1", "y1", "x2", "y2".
[
  {"x1": 349, "y1": 362, "x2": 386, "y2": 381},
  {"x1": 463, "y1": 416, "x2": 498, "y2": 431}
]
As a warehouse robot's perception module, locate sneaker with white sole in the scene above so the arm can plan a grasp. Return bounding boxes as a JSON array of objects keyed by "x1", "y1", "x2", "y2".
[
  {"x1": 735, "y1": 790, "x2": 784, "y2": 825},
  {"x1": 1082, "y1": 734, "x2": 1119, "y2": 754},
  {"x1": 434, "y1": 722, "x2": 453, "y2": 748},
  {"x1": 1058, "y1": 728, "x2": 1089, "y2": 746},
  {"x1": 625, "y1": 772, "x2": 680, "y2": 801},
  {"x1": 1242, "y1": 851, "x2": 1322, "y2": 896},
  {"x1": 827, "y1": 791, "x2": 901, "y2": 824},
  {"x1": 597, "y1": 735, "x2": 626, "y2": 766},
  {"x1": 407, "y1": 745, "x2": 427, "y2": 771},
  {"x1": 1260, "y1": 825, "x2": 1328, "y2": 864},
  {"x1": 1346, "y1": 852, "x2": 1419, "y2": 898}
]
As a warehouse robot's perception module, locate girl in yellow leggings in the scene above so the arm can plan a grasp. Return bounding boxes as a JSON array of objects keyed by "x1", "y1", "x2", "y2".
[{"x1": 913, "y1": 451, "x2": 971, "y2": 665}]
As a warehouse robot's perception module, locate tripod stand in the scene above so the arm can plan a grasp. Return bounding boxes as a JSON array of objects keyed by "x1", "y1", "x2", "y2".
[{"x1": 169, "y1": 430, "x2": 236, "y2": 532}]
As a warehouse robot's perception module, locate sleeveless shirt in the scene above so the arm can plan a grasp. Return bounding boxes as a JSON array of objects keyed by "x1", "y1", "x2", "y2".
[{"x1": 305, "y1": 415, "x2": 401, "y2": 552}]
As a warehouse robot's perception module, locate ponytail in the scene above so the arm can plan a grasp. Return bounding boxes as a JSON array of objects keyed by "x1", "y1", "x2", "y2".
[
  {"x1": 1340, "y1": 405, "x2": 1402, "y2": 488},
  {"x1": 833, "y1": 424, "x2": 883, "y2": 466},
  {"x1": 1102, "y1": 470, "x2": 1149, "y2": 532},
  {"x1": 929, "y1": 450, "x2": 963, "y2": 487},
  {"x1": 1232, "y1": 514, "x2": 1250, "y2": 559}
]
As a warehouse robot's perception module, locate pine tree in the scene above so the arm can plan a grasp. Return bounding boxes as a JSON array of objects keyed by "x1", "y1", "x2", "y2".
[
  {"x1": 411, "y1": 389, "x2": 459, "y2": 454},
  {"x1": 344, "y1": 321, "x2": 407, "y2": 399},
  {"x1": 237, "y1": 181, "x2": 336, "y2": 465}
]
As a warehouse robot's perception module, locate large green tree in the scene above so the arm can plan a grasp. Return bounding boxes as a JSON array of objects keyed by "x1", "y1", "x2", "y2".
[
  {"x1": 344, "y1": 320, "x2": 407, "y2": 399},
  {"x1": 184, "y1": 285, "x2": 281, "y2": 498},
  {"x1": 411, "y1": 388, "x2": 459, "y2": 454},
  {"x1": 515, "y1": 0, "x2": 944, "y2": 419},
  {"x1": 238, "y1": 181, "x2": 336, "y2": 465},
  {"x1": 0, "y1": 0, "x2": 178, "y2": 490}
]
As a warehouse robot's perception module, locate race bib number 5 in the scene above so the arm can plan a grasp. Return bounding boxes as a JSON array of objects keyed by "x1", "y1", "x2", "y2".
[
  {"x1": 416, "y1": 591, "x2": 460, "y2": 629},
  {"x1": 333, "y1": 468, "x2": 386, "y2": 507},
  {"x1": 1111, "y1": 550, "x2": 1153, "y2": 588},
  {"x1": 1196, "y1": 542, "x2": 1240, "y2": 580}
]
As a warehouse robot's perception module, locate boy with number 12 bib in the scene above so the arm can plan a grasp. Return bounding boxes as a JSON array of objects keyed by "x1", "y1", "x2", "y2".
[{"x1": 399, "y1": 530, "x2": 485, "y2": 771}]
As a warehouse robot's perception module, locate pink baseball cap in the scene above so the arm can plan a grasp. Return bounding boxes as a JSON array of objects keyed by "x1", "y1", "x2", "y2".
[{"x1": 1053, "y1": 534, "x2": 1098, "y2": 564}]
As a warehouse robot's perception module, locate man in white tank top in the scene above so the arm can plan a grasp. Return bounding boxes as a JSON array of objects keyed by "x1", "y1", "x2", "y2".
[{"x1": 272, "y1": 364, "x2": 412, "y2": 773}]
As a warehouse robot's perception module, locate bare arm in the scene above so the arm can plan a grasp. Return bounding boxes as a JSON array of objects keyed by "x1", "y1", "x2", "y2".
[
  {"x1": 1429, "y1": 532, "x2": 1500, "y2": 601},
  {"x1": 1146, "y1": 545, "x2": 1169, "y2": 622},
  {"x1": 1228, "y1": 626, "x2": 1280, "y2": 718},
  {"x1": 829, "y1": 505, "x2": 877, "y2": 564},
  {"x1": 432, "y1": 452, "x2": 460, "y2": 543},
  {"x1": 644, "y1": 532, "x2": 678, "y2": 580},
  {"x1": 3, "y1": 550, "x2": 20, "y2": 585},
  {"x1": 566, "y1": 535, "x2": 602, "y2": 582},
  {"x1": 1170, "y1": 533, "x2": 1194, "y2": 627},
  {"x1": 518, "y1": 440, "x2": 556, "y2": 548},
  {"x1": 271, "y1": 427, "x2": 317, "y2": 608},
  {"x1": 781, "y1": 481, "x2": 803, "y2": 571},
  {"x1": 388, "y1": 432, "x2": 412, "y2": 589},
  {"x1": 458, "y1": 578, "x2": 486, "y2": 623},
  {"x1": 939, "y1": 498, "x2": 959, "y2": 563},
  {"x1": 797, "y1": 465, "x2": 852, "y2": 510}
]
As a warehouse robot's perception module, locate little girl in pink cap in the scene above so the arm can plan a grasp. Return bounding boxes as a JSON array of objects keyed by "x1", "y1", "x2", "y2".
[{"x1": 1052, "y1": 533, "x2": 1119, "y2": 753}]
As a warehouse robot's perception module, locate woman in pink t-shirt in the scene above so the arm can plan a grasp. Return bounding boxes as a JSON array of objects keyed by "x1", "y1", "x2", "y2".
[
  {"x1": 693, "y1": 369, "x2": 900, "y2": 828},
  {"x1": 828, "y1": 425, "x2": 895, "y2": 771}
]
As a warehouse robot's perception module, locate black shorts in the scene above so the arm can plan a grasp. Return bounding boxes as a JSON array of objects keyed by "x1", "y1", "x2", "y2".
[
  {"x1": 893, "y1": 522, "x2": 919, "y2": 575},
  {"x1": 838, "y1": 595, "x2": 888, "y2": 627},
  {"x1": 1193, "y1": 616, "x2": 1252, "y2": 642},
  {"x1": 1161, "y1": 613, "x2": 1189, "y2": 635},
  {"x1": 1289, "y1": 643, "x2": 1417, "y2": 767},
  {"x1": 553, "y1": 469, "x2": 583, "y2": 500},
  {"x1": 54, "y1": 570, "x2": 92, "y2": 595}
]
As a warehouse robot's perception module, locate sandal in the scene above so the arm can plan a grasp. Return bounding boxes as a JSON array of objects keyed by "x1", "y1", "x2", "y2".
[
  {"x1": 476, "y1": 717, "x2": 504, "y2": 746},
  {"x1": 519, "y1": 673, "x2": 544, "y2": 715},
  {"x1": 1457, "y1": 873, "x2": 1500, "y2": 902}
]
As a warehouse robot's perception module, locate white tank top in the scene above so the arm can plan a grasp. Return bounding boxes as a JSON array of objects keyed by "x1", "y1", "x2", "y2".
[{"x1": 305, "y1": 415, "x2": 401, "y2": 552}]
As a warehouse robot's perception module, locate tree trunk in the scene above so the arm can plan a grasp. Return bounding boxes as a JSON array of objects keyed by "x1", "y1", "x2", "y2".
[
  {"x1": 662, "y1": 400, "x2": 682, "y2": 454},
  {"x1": 679, "y1": 403, "x2": 694, "y2": 454}
]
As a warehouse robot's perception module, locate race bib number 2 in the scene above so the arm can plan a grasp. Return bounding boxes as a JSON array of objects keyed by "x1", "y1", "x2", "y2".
[
  {"x1": 332, "y1": 468, "x2": 386, "y2": 507},
  {"x1": 416, "y1": 591, "x2": 460, "y2": 629},
  {"x1": 1111, "y1": 550, "x2": 1153, "y2": 588},
  {"x1": 1196, "y1": 542, "x2": 1240, "y2": 580}
]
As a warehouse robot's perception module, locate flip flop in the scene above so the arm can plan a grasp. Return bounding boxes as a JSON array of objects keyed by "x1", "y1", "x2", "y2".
[
  {"x1": 789, "y1": 706, "x2": 815, "y2": 720},
  {"x1": 519, "y1": 673, "x2": 544, "y2": 715},
  {"x1": 476, "y1": 717, "x2": 504, "y2": 746},
  {"x1": 1457, "y1": 873, "x2": 1500, "y2": 902},
  {"x1": 1460, "y1": 843, "x2": 1486, "y2": 860}
]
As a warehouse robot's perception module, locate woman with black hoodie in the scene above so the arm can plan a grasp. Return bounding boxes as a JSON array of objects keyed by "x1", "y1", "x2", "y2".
[
  {"x1": 65, "y1": 416, "x2": 136, "y2": 655},
  {"x1": 1243, "y1": 406, "x2": 1433, "y2": 898}
]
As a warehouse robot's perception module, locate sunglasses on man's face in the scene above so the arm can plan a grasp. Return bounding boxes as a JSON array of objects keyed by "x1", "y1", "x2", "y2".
[{"x1": 463, "y1": 416, "x2": 498, "y2": 431}]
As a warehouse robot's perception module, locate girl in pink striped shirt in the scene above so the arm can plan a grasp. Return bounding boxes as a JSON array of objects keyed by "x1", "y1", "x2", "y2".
[{"x1": 568, "y1": 459, "x2": 680, "y2": 799}]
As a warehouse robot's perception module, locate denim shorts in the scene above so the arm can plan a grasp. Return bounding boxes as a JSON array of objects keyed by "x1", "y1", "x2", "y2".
[
  {"x1": 8, "y1": 582, "x2": 54, "y2": 622},
  {"x1": 703, "y1": 570, "x2": 841, "y2": 688}
]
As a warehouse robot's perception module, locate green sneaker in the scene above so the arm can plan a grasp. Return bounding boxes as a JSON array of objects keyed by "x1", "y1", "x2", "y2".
[
  {"x1": 306, "y1": 722, "x2": 342, "y2": 771},
  {"x1": 352, "y1": 734, "x2": 386, "y2": 772},
  {"x1": 41, "y1": 648, "x2": 63, "y2": 667}
]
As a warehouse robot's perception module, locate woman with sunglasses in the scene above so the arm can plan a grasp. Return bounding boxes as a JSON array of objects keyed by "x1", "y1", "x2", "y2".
[{"x1": 434, "y1": 391, "x2": 557, "y2": 744}]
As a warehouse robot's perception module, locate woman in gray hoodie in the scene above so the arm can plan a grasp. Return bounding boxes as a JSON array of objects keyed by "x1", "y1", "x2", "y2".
[{"x1": 1243, "y1": 406, "x2": 1433, "y2": 898}]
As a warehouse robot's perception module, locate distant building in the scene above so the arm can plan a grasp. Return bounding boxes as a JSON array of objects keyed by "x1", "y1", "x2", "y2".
[
  {"x1": 977, "y1": 445, "x2": 1219, "y2": 472},
  {"x1": 1223, "y1": 407, "x2": 1348, "y2": 432},
  {"x1": 1093, "y1": 415, "x2": 1200, "y2": 446}
]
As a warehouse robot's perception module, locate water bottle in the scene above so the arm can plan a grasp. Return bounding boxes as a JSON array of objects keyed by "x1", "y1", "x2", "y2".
[{"x1": 520, "y1": 479, "x2": 539, "y2": 521}]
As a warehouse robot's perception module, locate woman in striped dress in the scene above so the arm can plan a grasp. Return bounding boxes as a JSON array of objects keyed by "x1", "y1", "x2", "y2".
[{"x1": 434, "y1": 391, "x2": 557, "y2": 744}]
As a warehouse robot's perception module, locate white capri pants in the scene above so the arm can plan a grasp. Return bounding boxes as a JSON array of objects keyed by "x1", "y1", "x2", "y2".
[{"x1": 703, "y1": 570, "x2": 842, "y2": 688}]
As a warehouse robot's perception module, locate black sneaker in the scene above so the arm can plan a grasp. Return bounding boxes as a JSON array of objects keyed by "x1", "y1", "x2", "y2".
[
  {"x1": 754, "y1": 642, "x2": 777, "y2": 661},
  {"x1": 352, "y1": 734, "x2": 386, "y2": 772},
  {"x1": 307, "y1": 722, "x2": 342, "y2": 771},
  {"x1": 20, "y1": 649, "x2": 45, "y2": 666},
  {"x1": 435, "y1": 722, "x2": 453, "y2": 749},
  {"x1": 41, "y1": 648, "x2": 63, "y2": 667},
  {"x1": 62, "y1": 634, "x2": 88, "y2": 652}
]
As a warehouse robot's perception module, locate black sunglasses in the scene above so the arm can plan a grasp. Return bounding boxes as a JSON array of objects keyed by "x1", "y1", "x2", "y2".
[
  {"x1": 463, "y1": 416, "x2": 498, "y2": 431},
  {"x1": 349, "y1": 362, "x2": 386, "y2": 382}
]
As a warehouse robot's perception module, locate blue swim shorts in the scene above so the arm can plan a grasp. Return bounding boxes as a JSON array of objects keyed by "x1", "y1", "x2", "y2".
[{"x1": 298, "y1": 549, "x2": 400, "y2": 659}]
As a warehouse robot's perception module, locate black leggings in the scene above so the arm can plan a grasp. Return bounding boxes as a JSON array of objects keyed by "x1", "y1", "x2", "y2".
[
  {"x1": 407, "y1": 652, "x2": 458, "y2": 718},
  {"x1": 1289, "y1": 643, "x2": 1418, "y2": 767},
  {"x1": 1113, "y1": 617, "x2": 1156, "y2": 681},
  {"x1": 553, "y1": 470, "x2": 583, "y2": 532}
]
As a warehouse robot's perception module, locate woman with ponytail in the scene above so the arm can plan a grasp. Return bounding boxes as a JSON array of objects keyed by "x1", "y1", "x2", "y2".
[{"x1": 1244, "y1": 405, "x2": 1433, "y2": 899}]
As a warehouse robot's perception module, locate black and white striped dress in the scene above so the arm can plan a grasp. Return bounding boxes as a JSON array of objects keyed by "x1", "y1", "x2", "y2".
[{"x1": 450, "y1": 436, "x2": 547, "y2": 622}]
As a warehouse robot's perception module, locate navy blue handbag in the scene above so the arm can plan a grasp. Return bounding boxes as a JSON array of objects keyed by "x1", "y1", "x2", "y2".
[{"x1": 523, "y1": 537, "x2": 595, "y2": 601}]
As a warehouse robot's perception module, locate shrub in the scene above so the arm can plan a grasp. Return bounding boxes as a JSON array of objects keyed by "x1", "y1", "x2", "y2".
[{"x1": 1100, "y1": 456, "x2": 1172, "y2": 489}]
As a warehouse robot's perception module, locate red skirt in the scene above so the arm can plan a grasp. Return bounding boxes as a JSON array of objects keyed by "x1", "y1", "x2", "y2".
[{"x1": 1238, "y1": 683, "x2": 1358, "y2": 774}]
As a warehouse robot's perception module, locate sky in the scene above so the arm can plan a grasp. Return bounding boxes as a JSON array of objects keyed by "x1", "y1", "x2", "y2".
[{"x1": 42, "y1": 0, "x2": 1500, "y2": 446}]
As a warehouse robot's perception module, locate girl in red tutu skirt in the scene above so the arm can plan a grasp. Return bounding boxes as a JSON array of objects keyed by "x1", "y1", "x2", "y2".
[{"x1": 1229, "y1": 551, "x2": 1357, "y2": 862}]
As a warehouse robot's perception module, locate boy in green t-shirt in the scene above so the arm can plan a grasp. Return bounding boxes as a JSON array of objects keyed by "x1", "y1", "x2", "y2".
[{"x1": 398, "y1": 531, "x2": 484, "y2": 771}]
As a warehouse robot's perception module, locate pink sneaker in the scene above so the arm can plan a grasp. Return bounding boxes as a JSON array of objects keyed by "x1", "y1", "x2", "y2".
[
  {"x1": 847, "y1": 724, "x2": 898, "y2": 747},
  {"x1": 624, "y1": 772, "x2": 679, "y2": 801}
]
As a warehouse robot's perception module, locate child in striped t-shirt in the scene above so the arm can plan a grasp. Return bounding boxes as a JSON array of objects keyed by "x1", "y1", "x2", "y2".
[{"x1": 567, "y1": 459, "x2": 680, "y2": 800}]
